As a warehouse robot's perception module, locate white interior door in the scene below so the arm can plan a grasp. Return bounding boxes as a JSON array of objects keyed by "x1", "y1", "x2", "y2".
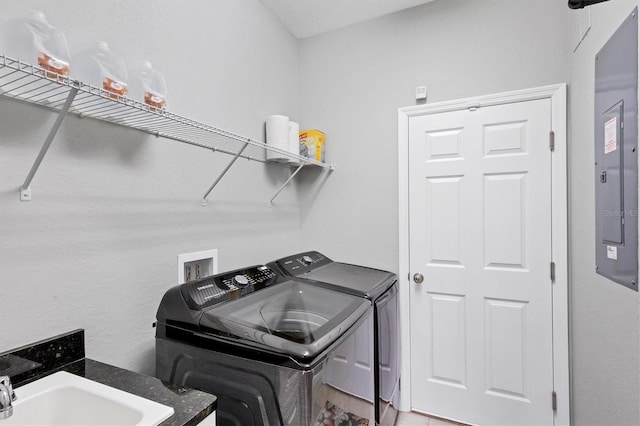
[{"x1": 408, "y1": 98, "x2": 554, "y2": 426}]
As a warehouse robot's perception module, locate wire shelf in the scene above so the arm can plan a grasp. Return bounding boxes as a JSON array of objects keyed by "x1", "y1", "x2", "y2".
[{"x1": 0, "y1": 54, "x2": 334, "y2": 204}]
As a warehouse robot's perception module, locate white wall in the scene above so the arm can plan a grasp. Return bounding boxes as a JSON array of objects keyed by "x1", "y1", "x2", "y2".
[
  {"x1": 567, "y1": 2, "x2": 640, "y2": 425},
  {"x1": 0, "y1": 0, "x2": 304, "y2": 374},
  {"x1": 2, "y1": 2, "x2": 639, "y2": 424},
  {"x1": 297, "y1": 0, "x2": 568, "y2": 272},
  {"x1": 298, "y1": 1, "x2": 640, "y2": 425}
]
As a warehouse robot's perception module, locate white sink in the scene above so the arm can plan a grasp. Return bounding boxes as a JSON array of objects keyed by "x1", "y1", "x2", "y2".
[{"x1": 3, "y1": 371, "x2": 174, "y2": 426}]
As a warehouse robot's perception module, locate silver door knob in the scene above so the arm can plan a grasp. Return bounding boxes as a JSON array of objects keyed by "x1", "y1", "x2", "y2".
[{"x1": 413, "y1": 273, "x2": 424, "y2": 284}]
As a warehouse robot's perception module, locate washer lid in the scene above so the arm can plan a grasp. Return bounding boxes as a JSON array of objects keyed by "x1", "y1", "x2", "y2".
[
  {"x1": 299, "y1": 262, "x2": 397, "y2": 300},
  {"x1": 199, "y1": 279, "x2": 370, "y2": 359}
]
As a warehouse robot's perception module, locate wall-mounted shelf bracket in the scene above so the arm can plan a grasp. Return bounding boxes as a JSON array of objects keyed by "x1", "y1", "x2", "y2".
[
  {"x1": 269, "y1": 163, "x2": 306, "y2": 207},
  {"x1": 20, "y1": 186, "x2": 32, "y2": 201},
  {"x1": 201, "y1": 142, "x2": 249, "y2": 206},
  {"x1": 19, "y1": 86, "x2": 79, "y2": 201}
]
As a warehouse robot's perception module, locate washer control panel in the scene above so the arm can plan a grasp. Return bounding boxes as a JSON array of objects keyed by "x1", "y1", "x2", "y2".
[
  {"x1": 272, "y1": 251, "x2": 333, "y2": 277},
  {"x1": 181, "y1": 265, "x2": 278, "y2": 310}
]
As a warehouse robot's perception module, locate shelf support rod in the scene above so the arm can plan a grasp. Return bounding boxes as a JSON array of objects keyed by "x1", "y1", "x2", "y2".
[
  {"x1": 20, "y1": 87, "x2": 79, "y2": 201},
  {"x1": 201, "y1": 141, "x2": 249, "y2": 206},
  {"x1": 269, "y1": 163, "x2": 306, "y2": 207}
]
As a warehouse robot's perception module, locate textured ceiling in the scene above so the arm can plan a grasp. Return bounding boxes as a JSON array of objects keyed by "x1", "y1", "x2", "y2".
[{"x1": 258, "y1": 0, "x2": 435, "y2": 39}]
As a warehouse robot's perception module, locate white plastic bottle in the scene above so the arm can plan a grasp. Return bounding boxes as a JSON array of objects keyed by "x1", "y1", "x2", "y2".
[
  {"x1": 71, "y1": 41, "x2": 128, "y2": 97},
  {"x1": 128, "y1": 61, "x2": 168, "y2": 109},
  {"x1": 1, "y1": 11, "x2": 71, "y2": 77}
]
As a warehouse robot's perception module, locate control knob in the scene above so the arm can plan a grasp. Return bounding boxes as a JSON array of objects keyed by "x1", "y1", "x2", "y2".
[
  {"x1": 301, "y1": 255, "x2": 314, "y2": 265},
  {"x1": 232, "y1": 275, "x2": 250, "y2": 288}
]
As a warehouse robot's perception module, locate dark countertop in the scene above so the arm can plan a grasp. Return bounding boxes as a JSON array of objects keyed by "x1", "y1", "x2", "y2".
[{"x1": 0, "y1": 330, "x2": 216, "y2": 426}]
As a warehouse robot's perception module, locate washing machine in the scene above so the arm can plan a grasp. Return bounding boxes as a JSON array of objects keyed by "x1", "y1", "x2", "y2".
[
  {"x1": 155, "y1": 264, "x2": 374, "y2": 426},
  {"x1": 269, "y1": 251, "x2": 400, "y2": 426}
]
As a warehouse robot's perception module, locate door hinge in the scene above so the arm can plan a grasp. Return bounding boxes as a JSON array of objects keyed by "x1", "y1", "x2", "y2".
[
  {"x1": 550, "y1": 262, "x2": 556, "y2": 282},
  {"x1": 550, "y1": 131, "x2": 555, "y2": 151},
  {"x1": 552, "y1": 390, "x2": 557, "y2": 411}
]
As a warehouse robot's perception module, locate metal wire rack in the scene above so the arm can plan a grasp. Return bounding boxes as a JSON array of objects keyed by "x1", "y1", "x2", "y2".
[{"x1": 0, "y1": 54, "x2": 334, "y2": 205}]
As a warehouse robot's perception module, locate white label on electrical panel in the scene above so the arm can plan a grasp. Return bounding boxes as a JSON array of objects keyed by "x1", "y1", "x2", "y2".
[
  {"x1": 604, "y1": 117, "x2": 617, "y2": 154},
  {"x1": 607, "y1": 245, "x2": 618, "y2": 260}
]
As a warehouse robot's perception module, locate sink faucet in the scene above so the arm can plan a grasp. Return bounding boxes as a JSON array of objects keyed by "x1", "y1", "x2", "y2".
[{"x1": 0, "y1": 376, "x2": 16, "y2": 419}]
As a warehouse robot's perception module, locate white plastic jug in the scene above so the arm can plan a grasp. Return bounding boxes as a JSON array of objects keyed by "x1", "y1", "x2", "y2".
[
  {"x1": 72, "y1": 41, "x2": 128, "y2": 97},
  {"x1": 128, "y1": 61, "x2": 167, "y2": 109},
  {"x1": 2, "y1": 11, "x2": 71, "y2": 77}
]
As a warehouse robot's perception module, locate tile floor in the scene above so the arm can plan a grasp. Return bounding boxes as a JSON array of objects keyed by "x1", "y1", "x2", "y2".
[
  {"x1": 319, "y1": 383, "x2": 467, "y2": 426},
  {"x1": 395, "y1": 411, "x2": 468, "y2": 426}
]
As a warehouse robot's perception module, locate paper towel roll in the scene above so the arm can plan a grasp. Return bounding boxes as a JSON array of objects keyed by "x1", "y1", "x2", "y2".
[
  {"x1": 266, "y1": 115, "x2": 290, "y2": 163},
  {"x1": 288, "y1": 121, "x2": 300, "y2": 163}
]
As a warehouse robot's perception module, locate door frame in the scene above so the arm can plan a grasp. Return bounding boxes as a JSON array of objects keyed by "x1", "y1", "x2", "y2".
[{"x1": 397, "y1": 84, "x2": 569, "y2": 425}]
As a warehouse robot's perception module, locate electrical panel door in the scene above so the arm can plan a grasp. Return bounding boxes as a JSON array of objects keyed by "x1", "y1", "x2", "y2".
[{"x1": 594, "y1": 8, "x2": 638, "y2": 291}]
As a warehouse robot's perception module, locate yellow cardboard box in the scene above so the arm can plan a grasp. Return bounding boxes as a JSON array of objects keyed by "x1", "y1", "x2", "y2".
[{"x1": 299, "y1": 130, "x2": 325, "y2": 162}]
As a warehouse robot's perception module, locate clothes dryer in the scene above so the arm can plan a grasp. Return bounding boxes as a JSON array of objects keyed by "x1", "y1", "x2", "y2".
[{"x1": 269, "y1": 251, "x2": 400, "y2": 426}]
